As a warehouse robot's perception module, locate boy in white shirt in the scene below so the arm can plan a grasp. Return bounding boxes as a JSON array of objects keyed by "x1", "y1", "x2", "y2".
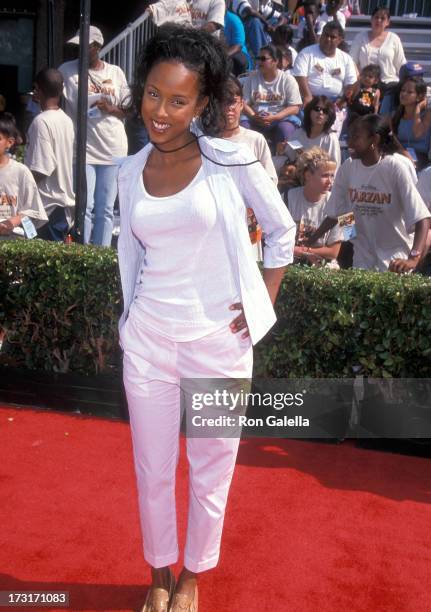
[
  {"x1": 317, "y1": 0, "x2": 346, "y2": 30},
  {"x1": 0, "y1": 112, "x2": 47, "y2": 240},
  {"x1": 25, "y1": 68, "x2": 75, "y2": 242}
]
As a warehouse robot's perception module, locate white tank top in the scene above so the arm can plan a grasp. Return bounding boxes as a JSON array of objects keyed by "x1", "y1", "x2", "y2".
[{"x1": 130, "y1": 166, "x2": 240, "y2": 340}]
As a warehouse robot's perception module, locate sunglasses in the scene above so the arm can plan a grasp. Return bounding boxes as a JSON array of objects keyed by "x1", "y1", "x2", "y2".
[
  {"x1": 313, "y1": 106, "x2": 329, "y2": 114},
  {"x1": 255, "y1": 56, "x2": 272, "y2": 62}
]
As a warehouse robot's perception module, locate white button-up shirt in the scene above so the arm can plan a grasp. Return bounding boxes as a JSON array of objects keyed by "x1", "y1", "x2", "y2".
[{"x1": 117, "y1": 134, "x2": 296, "y2": 345}]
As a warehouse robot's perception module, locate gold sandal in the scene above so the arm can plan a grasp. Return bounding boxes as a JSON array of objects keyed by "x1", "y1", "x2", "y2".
[
  {"x1": 169, "y1": 585, "x2": 198, "y2": 612},
  {"x1": 140, "y1": 569, "x2": 176, "y2": 612}
]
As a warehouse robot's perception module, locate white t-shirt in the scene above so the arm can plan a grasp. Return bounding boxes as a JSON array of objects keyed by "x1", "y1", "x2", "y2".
[
  {"x1": 349, "y1": 30, "x2": 406, "y2": 84},
  {"x1": 316, "y1": 9, "x2": 346, "y2": 30},
  {"x1": 190, "y1": 0, "x2": 225, "y2": 29},
  {"x1": 148, "y1": 0, "x2": 192, "y2": 26},
  {"x1": 131, "y1": 167, "x2": 240, "y2": 340},
  {"x1": 417, "y1": 166, "x2": 431, "y2": 209},
  {"x1": 325, "y1": 155, "x2": 430, "y2": 271},
  {"x1": 242, "y1": 69, "x2": 302, "y2": 114},
  {"x1": 296, "y1": 19, "x2": 325, "y2": 42},
  {"x1": 259, "y1": 1, "x2": 281, "y2": 25},
  {"x1": 284, "y1": 127, "x2": 341, "y2": 167},
  {"x1": 58, "y1": 59, "x2": 129, "y2": 164},
  {"x1": 231, "y1": 0, "x2": 253, "y2": 17},
  {"x1": 293, "y1": 44, "x2": 357, "y2": 99},
  {"x1": 289, "y1": 45, "x2": 298, "y2": 65},
  {"x1": 288, "y1": 187, "x2": 343, "y2": 250},
  {"x1": 395, "y1": 153, "x2": 417, "y2": 184},
  {"x1": 0, "y1": 158, "x2": 47, "y2": 227},
  {"x1": 225, "y1": 126, "x2": 278, "y2": 183},
  {"x1": 24, "y1": 109, "x2": 75, "y2": 223}
]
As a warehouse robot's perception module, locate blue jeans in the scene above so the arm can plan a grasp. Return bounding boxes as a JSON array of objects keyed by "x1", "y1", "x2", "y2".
[
  {"x1": 37, "y1": 207, "x2": 69, "y2": 242},
  {"x1": 84, "y1": 164, "x2": 119, "y2": 247},
  {"x1": 240, "y1": 117, "x2": 297, "y2": 148},
  {"x1": 243, "y1": 16, "x2": 271, "y2": 61}
]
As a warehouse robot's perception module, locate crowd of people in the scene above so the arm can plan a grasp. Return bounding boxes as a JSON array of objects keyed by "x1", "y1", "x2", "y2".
[{"x1": 0, "y1": 0, "x2": 431, "y2": 273}]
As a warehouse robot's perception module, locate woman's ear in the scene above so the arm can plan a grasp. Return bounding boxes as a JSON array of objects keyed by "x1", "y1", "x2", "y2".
[
  {"x1": 372, "y1": 133, "x2": 380, "y2": 149},
  {"x1": 6, "y1": 137, "x2": 15, "y2": 152}
]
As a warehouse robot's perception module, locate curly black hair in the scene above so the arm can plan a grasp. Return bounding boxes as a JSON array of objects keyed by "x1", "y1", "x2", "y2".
[{"x1": 130, "y1": 23, "x2": 231, "y2": 136}]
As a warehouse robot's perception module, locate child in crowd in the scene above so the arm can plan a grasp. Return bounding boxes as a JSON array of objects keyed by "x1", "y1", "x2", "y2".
[
  {"x1": 221, "y1": 77, "x2": 277, "y2": 183},
  {"x1": 296, "y1": 0, "x2": 324, "y2": 52},
  {"x1": 392, "y1": 76, "x2": 431, "y2": 171},
  {"x1": 306, "y1": 114, "x2": 430, "y2": 273},
  {"x1": 24, "y1": 68, "x2": 75, "y2": 242},
  {"x1": 0, "y1": 112, "x2": 47, "y2": 240},
  {"x1": 317, "y1": 0, "x2": 346, "y2": 30},
  {"x1": 271, "y1": 23, "x2": 297, "y2": 65},
  {"x1": 275, "y1": 96, "x2": 341, "y2": 170},
  {"x1": 287, "y1": 146, "x2": 342, "y2": 265},
  {"x1": 347, "y1": 64, "x2": 381, "y2": 117},
  {"x1": 276, "y1": 46, "x2": 294, "y2": 72},
  {"x1": 221, "y1": 76, "x2": 278, "y2": 261}
]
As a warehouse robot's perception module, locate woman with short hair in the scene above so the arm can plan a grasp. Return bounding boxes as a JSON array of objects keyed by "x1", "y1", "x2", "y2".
[{"x1": 241, "y1": 43, "x2": 302, "y2": 146}]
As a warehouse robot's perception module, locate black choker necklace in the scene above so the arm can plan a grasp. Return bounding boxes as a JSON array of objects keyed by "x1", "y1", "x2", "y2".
[{"x1": 151, "y1": 136, "x2": 197, "y2": 154}]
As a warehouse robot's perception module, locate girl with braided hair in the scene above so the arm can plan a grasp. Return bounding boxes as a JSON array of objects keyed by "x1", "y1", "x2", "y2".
[{"x1": 117, "y1": 24, "x2": 295, "y2": 611}]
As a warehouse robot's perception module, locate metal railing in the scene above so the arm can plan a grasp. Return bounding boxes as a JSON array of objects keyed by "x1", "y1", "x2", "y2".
[
  {"x1": 359, "y1": 0, "x2": 431, "y2": 16},
  {"x1": 99, "y1": 12, "x2": 156, "y2": 84}
]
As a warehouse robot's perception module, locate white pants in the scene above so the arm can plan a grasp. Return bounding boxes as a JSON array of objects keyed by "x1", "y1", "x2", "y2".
[{"x1": 121, "y1": 307, "x2": 253, "y2": 573}]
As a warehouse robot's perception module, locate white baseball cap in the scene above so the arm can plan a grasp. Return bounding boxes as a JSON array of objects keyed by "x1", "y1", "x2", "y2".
[{"x1": 67, "y1": 25, "x2": 104, "y2": 47}]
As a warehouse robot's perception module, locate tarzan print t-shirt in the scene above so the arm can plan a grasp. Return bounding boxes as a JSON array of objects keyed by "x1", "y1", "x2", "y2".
[
  {"x1": 0, "y1": 159, "x2": 47, "y2": 222},
  {"x1": 287, "y1": 187, "x2": 343, "y2": 250},
  {"x1": 242, "y1": 69, "x2": 302, "y2": 115},
  {"x1": 325, "y1": 155, "x2": 430, "y2": 271}
]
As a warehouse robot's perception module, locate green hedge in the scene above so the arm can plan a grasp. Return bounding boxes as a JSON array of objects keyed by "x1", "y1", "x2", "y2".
[
  {"x1": 256, "y1": 266, "x2": 431, "y2": 378},
  {"x1": 1, "y1": 241, "x2": 431, "y2": 377},
  {"x1": 0, "y1": 240, "x2": 121, "y2": 374}
]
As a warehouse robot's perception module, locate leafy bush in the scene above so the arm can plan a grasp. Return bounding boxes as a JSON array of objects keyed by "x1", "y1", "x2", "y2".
[
  {"x1": 255, "y1": 266, "x2": 431, "y2": 378},
  {"x1": 0, "y1": 240, "x2": 122, "y2": 374},
  {"x1": 1, "y1": 242, "x2": 430, "y2": 378}
]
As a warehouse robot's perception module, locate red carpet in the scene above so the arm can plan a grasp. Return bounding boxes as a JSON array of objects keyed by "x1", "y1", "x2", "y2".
[{"x1": 1, "y1": 406, "x2": 430, "y2": 612}]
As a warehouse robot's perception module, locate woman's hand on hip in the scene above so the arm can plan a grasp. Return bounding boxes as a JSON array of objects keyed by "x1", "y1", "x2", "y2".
[{"x1": 229, "y1": 303, "x2": 250, "y2": 338}]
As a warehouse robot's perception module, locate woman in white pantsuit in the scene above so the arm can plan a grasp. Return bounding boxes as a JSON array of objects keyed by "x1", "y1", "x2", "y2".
[{"x1": 117, "y1": 24, "x2": 296, "y2": 612}]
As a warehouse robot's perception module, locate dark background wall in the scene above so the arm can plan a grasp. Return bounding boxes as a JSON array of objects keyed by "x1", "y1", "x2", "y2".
[{"x1": 0, "y1": 0, "x2": 146, "y2": 121}]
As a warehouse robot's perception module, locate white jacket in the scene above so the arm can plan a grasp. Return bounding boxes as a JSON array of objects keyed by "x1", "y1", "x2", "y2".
[{"x1": 117, "y1": 134, "x2": 295, "y2": 345}]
